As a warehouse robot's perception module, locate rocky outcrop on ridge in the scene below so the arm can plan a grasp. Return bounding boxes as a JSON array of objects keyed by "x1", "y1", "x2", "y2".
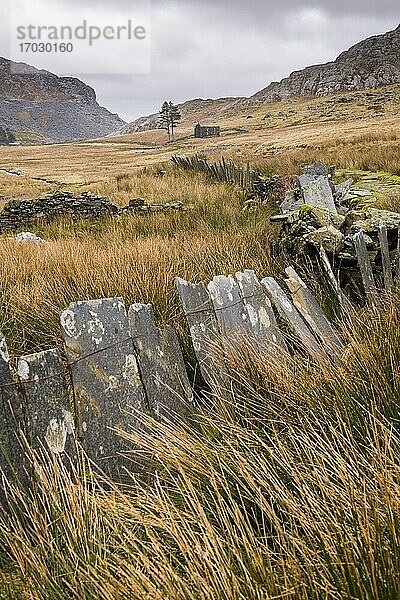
[{"x1": 250, "y1": 25, "x2": 400, "y2": 104}]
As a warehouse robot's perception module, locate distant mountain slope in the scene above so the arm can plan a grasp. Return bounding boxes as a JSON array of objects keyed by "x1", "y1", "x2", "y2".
[
  {"x1": 121, "y1": 24, "x2": 400, "y2": 135},
  {"x1": 0, "y1": 58, "x2": 125, "y2": 143},
  {"x1": 119, "y1": 96, "x2": 241, "y2": 135}
]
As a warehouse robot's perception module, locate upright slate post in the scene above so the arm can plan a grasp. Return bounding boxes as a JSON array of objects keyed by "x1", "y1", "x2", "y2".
[
  {"x1": 396, "y1": 228, "x2": 400, "y2": 282},
  {"x1": 17, "y1": 349, "x2": 75, "y2": 460},
  {"x1": 176, "y1": 278, "x2": 226, "y2": 390},
  {"x1": 128, "y1": 303, "x2": 194, "y2": 423},
  {"x1": 0, "y1": 333, "x2": 25, "y2": 492},
  {"x1": 235, "y1": 269, "x2": 287, "y2": 355},
  {"x1": 284, "y1": 267, "x2": 343, "y2": 362},
  {"x1": 378, "y1": 225, "x2": 393, "y2": 291},
  {"x1": 353, "y1": 231, "x2": 379, "y2": 306},
  {"x1": 261, "y1": 278, "x2": 327, "y2": 364},
  {"x1": 207, "y1": 275, "x2": 252, "y2": 337},
  {"x1": 318, "y1": 246, "x2": 354, "y2": 320},
  {"x1": 60, "y1": 298, "x2": 148, "y2": 478}
]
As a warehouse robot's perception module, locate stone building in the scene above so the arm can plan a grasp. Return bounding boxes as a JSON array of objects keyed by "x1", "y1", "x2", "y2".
[{"x1": 194, "y1": 124, "x2": 221, "y2": 138}]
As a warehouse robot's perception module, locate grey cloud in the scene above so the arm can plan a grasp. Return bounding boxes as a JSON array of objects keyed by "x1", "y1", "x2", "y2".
[{"x1": 1, "y1": 0, "x2": 399, "y2": 121}]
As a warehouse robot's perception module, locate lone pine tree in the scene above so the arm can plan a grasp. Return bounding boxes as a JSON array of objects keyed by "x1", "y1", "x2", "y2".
[{"x1": 158, "y1": 101, "x2": 181, "y2": 141}]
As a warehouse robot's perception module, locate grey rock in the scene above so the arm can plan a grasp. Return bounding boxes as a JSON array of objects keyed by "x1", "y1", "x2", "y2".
[
  {"x1": 304, "y1": 162, "x2": 334, "y2": 178},
  {"x1": 15, "y1": 232, "x2": 45, "y2": 244},
  {"x1": 304, "y1": 225, "x2": 345, "y2": 253},
  {"x1": 350, "y1": 208, "x2": 400, "y2": 233},
  {"x1": 280, "y1": 189, "x2": 303, "y2": 214},
  {"x1": 299, "y1": 174, "x2": 337, "y2": 213},
  {"x1": 335, "y1": 179, "x2": 354, "y2": 203}
]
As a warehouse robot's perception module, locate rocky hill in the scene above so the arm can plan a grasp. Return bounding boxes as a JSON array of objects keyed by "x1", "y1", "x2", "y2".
[
  {"x1": 251, "y1": 24, "x2": 400, "y2": 104},
  {"x1": 0, "y1": 58, "x2": 125, "y2": 144},
  {"x1": 122, "y1": 24, "x2": 400, "y2": 134}
]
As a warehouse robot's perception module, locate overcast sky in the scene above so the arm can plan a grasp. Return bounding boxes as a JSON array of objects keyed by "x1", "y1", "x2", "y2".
[{"x1": 1, "y1": 0, "x2": 399, "y2": 122}]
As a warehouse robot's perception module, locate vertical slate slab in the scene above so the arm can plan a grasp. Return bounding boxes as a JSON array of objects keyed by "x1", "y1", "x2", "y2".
[
  {"x1": 235, "y1": 269, "x2": 287, "y2": 354},
  {"x1": 60, "y1": 298, "x2": 148, "y2": 478},
  {"x1": 284, "y1": 267, "x2": 343, "y2": 361},
  {"x1": 176, "y1": 278, "x2": 225, "y2": 390},
  {"x1": 207, "y1": 275, "x2": 252, "y2": 336},
  {"x1": 397, "y1": 228, "x2": 400, "y2": 282},
  {"x1": 334, "y1": 178, "x2": 353, "y2": 204},
  {"x1": 261, "y1": 278, "x2": 327, "y2": 364},
  {"x1": 0, "y1": 333, "x2": 25, "y2": 488},
  {"x1": 128, "y1": 303, "x2": 194, "y2": 423},
  {"x1": 17, "y1": 349, "x2": 75, "y2": 459},
  {"x1": 318, "y1": 246, "x2": 354, "y2": 320},
  {"x1": 378, "y1": 225, "x2": 393, "y2": 291},
  {"x1": 353, "y1": 231, "x2": 378, "y2": 306},
  {"x1": 299, "y1": 174, "x2": 337, "y2": 213}
]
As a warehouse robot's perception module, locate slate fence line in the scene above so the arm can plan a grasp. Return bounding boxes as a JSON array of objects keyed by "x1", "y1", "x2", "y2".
[
  {"x1": 0, "y1": 230, "x2": 399, "y2": 489},
  {"x1": 171, "y1": 154, "x2": 259, "y2": 189}
]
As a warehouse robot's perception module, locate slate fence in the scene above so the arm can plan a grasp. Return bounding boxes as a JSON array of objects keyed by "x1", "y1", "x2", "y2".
[
  {"x1": 171, "y1": 154, "x2": 259, "y2": 189},
  {"x1": 0, "y1": 229, "x2": 399, "y2": 488}
]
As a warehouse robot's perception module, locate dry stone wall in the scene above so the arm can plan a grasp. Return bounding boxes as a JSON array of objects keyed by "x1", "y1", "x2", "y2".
[{"x1": 0, "y1": 191, "x2": 186, "y2": 233}]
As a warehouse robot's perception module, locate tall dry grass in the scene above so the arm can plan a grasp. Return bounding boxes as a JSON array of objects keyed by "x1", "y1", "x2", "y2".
[
  {"x1": 0, "y1": 223, "x2": 280, "y2": 358},
  {"x1": 1, "y1": 294, "x2": 399, "y2": 599},
  {"x1": 0, "y1": 168, "x2": 282, "y2": 357}
]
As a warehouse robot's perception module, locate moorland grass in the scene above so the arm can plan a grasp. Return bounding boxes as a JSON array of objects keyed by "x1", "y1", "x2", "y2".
[
  {"x1": 0, "y1": 108, "x2": 400, "y2": 598},
  {"x1": 1, "y1": 294, "x2": 399, "y2": 599}
]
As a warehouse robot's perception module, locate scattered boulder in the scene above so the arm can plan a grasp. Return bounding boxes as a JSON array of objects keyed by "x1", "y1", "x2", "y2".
[
  {"x1": 15, "y1": 232, "x2": 45, "y2": 244},
  {"x1": 304, "y1": 225, "x2": 344, "y2": 254},
  {"x1": 349, "y1": 207, "x2": 400, "y2": 234},
  {"x1": 335, "y1": 178, "x2": 353, "y2": 204}
]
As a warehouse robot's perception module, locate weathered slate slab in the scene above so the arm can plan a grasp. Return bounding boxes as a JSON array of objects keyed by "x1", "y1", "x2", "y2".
[
  {"x1": 299, "y1": 174, "x2": 337, "y2": 213},
  {"x1": 397, "y1": 228, "x2": 400, "y2": 281},
  {"x1": 284, "y1": 267, "x2": 343, "y2": 361},
  {"x1": 0, "y1": 333, "x2": 25, "y2": 487},
  {"x1": 60, "y1": 298, "x2": 148, "y2": 477},
  {"x1": 334, "y1": 178, "x2": 353, "y2": 204},
  {"x1": 17, "y1": 349, "x2": 75, "y2": 459},
  {"x1": 353, "y1": 231, "x2": 378, "y2": 306},
  {"x1": 280, "y1": 189, "x2": 302, "y2": 214},
  {"x1": 378, "y1": 224, "x2": 393, "y2": 291},
  {"x1": 207, "y1": 275, "x2": 253, "y2": 338},
  {"x1": 235, "y1": 269, "x2": 287, "y2": 354},
  {"x1": 261, "y1": 278, "x2": 326, "y2": 363},
  {"x1": 128, "y1": 303, "x2": 193, "y2": 423},
  {"x1": 176, "y1": 278, "x2": 225, "y2": 390},
  {"x1": 318, "y1": 246, "x2": 354, "y2": 320}
]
